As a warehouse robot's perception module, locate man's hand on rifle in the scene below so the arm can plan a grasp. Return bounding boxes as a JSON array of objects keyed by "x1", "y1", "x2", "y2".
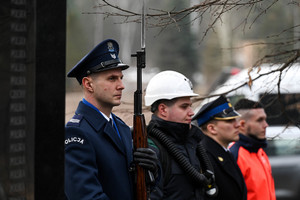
[{"x1": 133, "y1": 148, "x2": 159, "y2": 184}]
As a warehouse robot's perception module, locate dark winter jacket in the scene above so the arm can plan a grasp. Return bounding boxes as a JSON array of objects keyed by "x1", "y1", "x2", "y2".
[{"x1": 148, "y1": 115, "x2": 206, "y2": 200}]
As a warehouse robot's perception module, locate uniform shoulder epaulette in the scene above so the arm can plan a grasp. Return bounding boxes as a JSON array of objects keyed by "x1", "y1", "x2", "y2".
[
  {"x1": 66, "y1": 114, "x2": 83, "y2": 127},
  {"x1": 113, "y1": 114, "x2": 126, "y2": 125}
]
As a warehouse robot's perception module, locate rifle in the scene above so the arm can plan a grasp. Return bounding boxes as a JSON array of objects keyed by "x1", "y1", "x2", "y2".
[{"x1": 132, "y1": 0, "x2": 149, "y2": 199}]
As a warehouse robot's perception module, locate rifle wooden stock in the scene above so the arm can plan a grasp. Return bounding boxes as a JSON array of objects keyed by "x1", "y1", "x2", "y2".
[
  {"x1": 132, "y1": 16, "x2": 147, "y2": 198},
  {"x1": 133, "y1": 113, "x2": 148, "y2": 200}
]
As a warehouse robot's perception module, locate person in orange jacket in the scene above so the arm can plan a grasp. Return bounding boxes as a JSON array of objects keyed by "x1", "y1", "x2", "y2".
[{"x1": 230, "y1": 98, "x2": 276, "y2": 200}]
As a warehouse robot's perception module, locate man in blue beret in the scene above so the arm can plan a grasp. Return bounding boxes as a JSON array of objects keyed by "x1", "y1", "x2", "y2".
[
  {"x1": 192, "y1": 95, "x2": 247, "y2": 200},
  {"x1": 65, "y1": 39, "x2": 158, "y2": 200}
]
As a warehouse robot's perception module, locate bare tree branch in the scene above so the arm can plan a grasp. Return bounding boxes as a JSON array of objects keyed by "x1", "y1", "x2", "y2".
[
  {"x1": 192, "y1": 49, "x2": 300, "y2": 102},
  {"x1": 88, "y1": 0, "x2": 300, "y2": 104}
]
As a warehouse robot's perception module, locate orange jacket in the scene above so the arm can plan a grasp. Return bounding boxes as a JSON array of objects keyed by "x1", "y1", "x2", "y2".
[{"x1": 230, "y1": 134, "x2": 276, "y2": 200}]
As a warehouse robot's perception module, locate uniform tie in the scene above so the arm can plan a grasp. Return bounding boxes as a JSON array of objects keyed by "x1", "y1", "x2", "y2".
[
  {"x1": 109, "y1": 118, "x2": 114, "y2": 127},
  {"x1": 109, "y1": 118, "x2": 121, "y2": 139}
]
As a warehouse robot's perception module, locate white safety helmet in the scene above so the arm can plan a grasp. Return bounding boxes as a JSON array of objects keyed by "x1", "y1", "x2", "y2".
[{"x1": 144, "y1": 70, "x2": 198, "y2": 106}]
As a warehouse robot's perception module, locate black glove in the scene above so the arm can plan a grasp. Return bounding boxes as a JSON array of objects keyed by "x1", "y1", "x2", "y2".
[{"x1": 133, "y1": 148, "x2": 158, "y2": 176}]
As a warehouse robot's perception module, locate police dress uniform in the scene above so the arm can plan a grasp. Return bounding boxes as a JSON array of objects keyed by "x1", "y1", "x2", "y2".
[
  {"x1": 193, "y1": 96, "x2": 247, "y2": 200},
  {"x1": 65, "y1": 101, "x2": 134, "y2": 200},
  {"x1": 65, "y1": 39, "x2": 134, "y2": 200}
]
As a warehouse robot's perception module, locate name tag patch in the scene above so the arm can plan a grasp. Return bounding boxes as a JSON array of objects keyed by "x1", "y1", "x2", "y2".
[{"x1": 65, "y1": 137, "x2": 84, "y2": 145}]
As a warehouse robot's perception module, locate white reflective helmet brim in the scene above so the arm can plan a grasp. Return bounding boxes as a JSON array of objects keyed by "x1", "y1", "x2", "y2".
[{"x1": 144, "y1": 70, "x2": 198, "y2": 106}]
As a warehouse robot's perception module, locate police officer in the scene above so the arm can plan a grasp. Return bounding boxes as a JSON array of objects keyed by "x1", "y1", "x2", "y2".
[
  {"x1": 145, "y1": 70, "x2": 215, "y2": 200},
  {"x1": 65, "y1": 39, "x2": 158, "y2": 200},
  {"x1": 192, "y1": 96, "x2": 247, "y2": 200}
]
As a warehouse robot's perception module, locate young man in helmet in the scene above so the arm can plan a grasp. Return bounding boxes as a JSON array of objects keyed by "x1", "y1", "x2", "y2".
[
  {"x1": 192, "y1": 95, "x2": 247, "y2": 200},
  {"x1": 145, "y1": 70, "x2": 216, "y2": 200},
  {"x1": 65, "y1": 39, "x2": 158, "y2": 200},
  {"x1": 229, "y1": 98, "x2": 276, "y2": 200}
]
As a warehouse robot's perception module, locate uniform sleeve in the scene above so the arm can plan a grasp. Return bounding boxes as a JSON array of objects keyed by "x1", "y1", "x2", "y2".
[{"x1": 65, "y1": 126, "x2": 109, "y2": 200}]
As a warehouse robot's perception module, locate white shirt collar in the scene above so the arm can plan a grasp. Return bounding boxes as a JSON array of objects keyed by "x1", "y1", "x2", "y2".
[{"x1": 100, "y1": 112, "x2": 112, "y2": 122}]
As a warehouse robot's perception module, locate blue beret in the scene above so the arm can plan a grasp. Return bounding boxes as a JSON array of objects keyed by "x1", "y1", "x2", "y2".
[
  {"x1": 192, "y1": 95, "x2": 240, "y2": 126},
  {"x1": 67, "y1": 39, "x2": 129, "y2": 84}
]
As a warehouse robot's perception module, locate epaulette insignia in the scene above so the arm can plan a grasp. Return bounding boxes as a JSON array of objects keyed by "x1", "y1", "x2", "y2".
[
  {"x1": 113, "y1": 114, "x2": 125, "y2": 125},
  {"x1": 66, "y1": 114, "x2": 83, "y2": 127}
]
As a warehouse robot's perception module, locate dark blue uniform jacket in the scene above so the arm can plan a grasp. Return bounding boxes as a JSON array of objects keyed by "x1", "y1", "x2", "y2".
[{"x1": 65, "y1": 101, "x2": 134, "y2": 200}]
